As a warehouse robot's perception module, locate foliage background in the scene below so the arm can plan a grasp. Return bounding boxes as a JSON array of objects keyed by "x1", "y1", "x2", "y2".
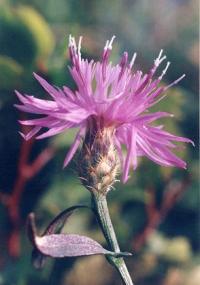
[{"x1": 0, "y1": 0, "x2": 199, "y2": 284}]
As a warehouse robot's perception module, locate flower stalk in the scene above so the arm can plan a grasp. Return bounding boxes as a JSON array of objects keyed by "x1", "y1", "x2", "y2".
[{"x1": 92, "y1": 192, "x2": 134, "y2": 285}]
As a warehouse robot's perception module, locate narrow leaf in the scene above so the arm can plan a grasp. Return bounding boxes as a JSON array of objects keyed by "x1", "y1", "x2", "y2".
[
  {"x1": 35, "y1": 233, "x2": 111, "y2": 257},
  {"x1": 27, "y1": 209, "x2": 133, "y2": 266},
  {"x1": 27, "y1": 205, "x2": 93, "y2": 268},
  {"x1": 43, "y1": 205, "x2": 92, "y2": 235}
]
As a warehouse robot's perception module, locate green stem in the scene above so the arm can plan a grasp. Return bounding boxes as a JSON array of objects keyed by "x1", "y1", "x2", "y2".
[{"x1": 92, "y1": 192, "x2": 134, "y2": 285}]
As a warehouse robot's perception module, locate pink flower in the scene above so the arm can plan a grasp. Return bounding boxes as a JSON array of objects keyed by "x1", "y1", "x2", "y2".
[{"x1": 15, "y1": 35, "x2": 193, "y2": 182}]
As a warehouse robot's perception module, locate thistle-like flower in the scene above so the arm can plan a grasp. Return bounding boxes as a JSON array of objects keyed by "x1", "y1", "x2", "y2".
[{"x1": 15, "y1": 35, "x2": 193, "y2": 184}]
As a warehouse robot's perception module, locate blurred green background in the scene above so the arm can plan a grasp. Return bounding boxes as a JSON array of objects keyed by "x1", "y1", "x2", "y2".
[{"x1": 0, "y1": 0, "x2": 199, "y2": 284}]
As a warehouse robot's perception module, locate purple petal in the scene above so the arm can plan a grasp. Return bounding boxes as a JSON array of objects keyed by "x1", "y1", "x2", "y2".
[
  {"x1": 149, "y1": 127, "x2": 194, "y2": 145},
  {"x1": 19, "y1": 117, "x2": 60, "y2": 128},
  {"x1": 49, "y1": 109, "x2": 91, "y2": 123},
  {"x1": 133, "y1": 112, "x2": 173, "y2": 124},
  {"x1": 36, "y1": 124, "x2": 71, "y2": 139},
  {"x1": 15, "y1": 91, "x2": 57, "y2": 110},
  {"x1": 122, "y1": 127, "x2": 137, "y2": 183},
  {"x1": 137, "y1": 135, "x2": 175, "y2": 167},
  {"x1": 154, "y1": 145, "x2": 187, "y2": 169},
  {"x1": 63, "y1": 126, "x2": 85, "y2": 167},
  {"x1": 33, "y1": 73, "x2": 60, "y2": 101},
  {"x1": 114, "y1": 135, "x2": 124, "y2": 169},
  {"x1": 138, "y1": 127, "x2": 176, "y2": 148}
]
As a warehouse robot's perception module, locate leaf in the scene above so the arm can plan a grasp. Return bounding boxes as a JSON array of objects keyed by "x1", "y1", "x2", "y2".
[
  {"x1": 43, "y1": 205, "x2": 92, "y2": 235},
  {"x1": 27, "y1": 212, "x2": 132, "y2": 264},
  {"x1": 27, "y1": 205, "x2": 92, "y2": 268},
  {"x1": 34, "y1": 233, "x2": 111, "y2": 257}
]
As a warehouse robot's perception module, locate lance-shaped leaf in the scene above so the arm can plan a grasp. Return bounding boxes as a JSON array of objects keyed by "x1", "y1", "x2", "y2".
[
  {"x1": 27, "y1": 205, "x2": 92, "y2": 268},
  {"x1": 43, "y1": 205, "x2": 92, "y2": 235},
  {"x1": 27, "y1": 212, "x2": 132, "y2": 261},
  {"x1": 35, "y1": 233, "x2": 113, "y2": 257}
]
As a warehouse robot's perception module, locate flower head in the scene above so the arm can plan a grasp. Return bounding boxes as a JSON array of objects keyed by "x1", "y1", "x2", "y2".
[{"x1": 15, "y1": 35, "x2": 193, "y2": 183}]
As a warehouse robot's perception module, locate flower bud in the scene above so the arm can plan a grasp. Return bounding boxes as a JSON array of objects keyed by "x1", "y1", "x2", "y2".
[{"x1": 78, "y1": 117, "x2": 119, "y2": 195}]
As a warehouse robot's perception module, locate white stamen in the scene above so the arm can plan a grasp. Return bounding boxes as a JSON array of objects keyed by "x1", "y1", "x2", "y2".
[
  {"x1": 68, "y1": 34, "x2": 73, "y2": 47},
  {"x1": 69, "y1": 35, "x2": 77, "y2": 51},
  {"x1": 155, "y1": 55, "x2": 166, "y2": 67},
  {"x1": 158, "y1": 49, "x2": 163, "y2": 60},
  {"x1": 78, "y1": 36, "x2": 83, "y2": 59},
  {"x1": 159, "y1": 61, "x2": 171, "y2": 80},
  {"x1": 164, "y1": 74, "x2": 186, "y2": 90},
  {"x1": 129, "y1": 52, "x2": 137, "y2": 68},
  {"x1": 73, "y1": 37, "x2": 77, "y2": 51},
  {"x1": 160, "y1": 55, "x2": 167, "y2": 63},
  {"x1": 107, "y1": 35, "x2": 116, "y2": 50},
  {"x1": 154, "y1": 49, "x2": 168, "y2": 67}
]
